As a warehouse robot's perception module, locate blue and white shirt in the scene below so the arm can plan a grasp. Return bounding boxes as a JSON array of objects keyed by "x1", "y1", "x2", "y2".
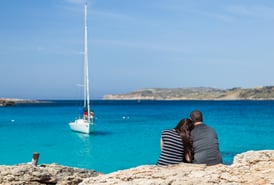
[{"x1": 157, "y1": 129, "x2": 184, "y2": 165}]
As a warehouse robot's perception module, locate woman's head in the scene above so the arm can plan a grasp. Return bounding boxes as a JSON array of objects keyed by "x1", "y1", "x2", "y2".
[{"x1": 175, "y1": 118, "x2": 194, "y2": 133}]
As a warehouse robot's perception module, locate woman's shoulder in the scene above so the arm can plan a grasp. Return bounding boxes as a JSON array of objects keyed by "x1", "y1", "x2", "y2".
[
  {"x1": 162, "y1": 129, "x2": 177, "y2": 136},
  {"x1": 162, "y1": 128, "x2": 175, "y2": 133}
]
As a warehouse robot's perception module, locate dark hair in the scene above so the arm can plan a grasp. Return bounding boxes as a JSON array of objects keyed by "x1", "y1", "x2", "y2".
[
  {"x1": 190, "y1": 110, "x2": 203, "y2": 123},
  {"x1": 175, "y1": 118, "x2": 194, "y2": 163}
]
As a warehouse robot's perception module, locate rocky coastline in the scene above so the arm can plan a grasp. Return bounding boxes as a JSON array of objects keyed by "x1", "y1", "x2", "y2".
[
  {"x1": 0, "y1": 98, "x2": 40, "y2": 106},
  {"x1": 1, "y1": 150, "x2": 273, "y2": 185}
]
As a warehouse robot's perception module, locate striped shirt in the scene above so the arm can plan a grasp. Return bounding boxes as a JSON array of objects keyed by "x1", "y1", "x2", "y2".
[{"x1": 157, "y1": 129, "x2": 184, "y2": 165}]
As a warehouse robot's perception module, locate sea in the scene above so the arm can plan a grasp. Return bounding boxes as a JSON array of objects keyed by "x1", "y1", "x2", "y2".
[{"x1": 0, "y1": 100, "x2": 273, "y2": 173}]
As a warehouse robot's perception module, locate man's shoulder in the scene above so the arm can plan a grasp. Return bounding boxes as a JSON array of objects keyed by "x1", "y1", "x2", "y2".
[
  {"x1": 203, "y1": 124, "x2": 216, "y2": 132},
  {"x1": 191, "y1": 124, "x2": 216, "y2": 133},
  {"x1": 194, "y1": 123, "x2": 214, "y2": 129}
]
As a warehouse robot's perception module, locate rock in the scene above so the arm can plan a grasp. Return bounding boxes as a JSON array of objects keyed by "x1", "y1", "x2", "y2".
[
  {"x1": 81, "y1": 150, "x2": 274, "y2": 185},
  {"x1": 0, "y1": 99, "x2": 16, "y2": 106},
  {"x1": 0, "y1": 163, "x2": 99, "y2": 185},
  {"x1": 0, "y1": 150, "x2": 273, "y2": 185},
  {"x1": 0, "y1": 98, "x2": 42, "y2": 106}
]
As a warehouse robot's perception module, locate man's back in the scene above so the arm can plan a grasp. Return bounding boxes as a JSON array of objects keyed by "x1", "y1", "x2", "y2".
[{"x1": 191, "y1": 124, "x2": 222, "y2": 165}]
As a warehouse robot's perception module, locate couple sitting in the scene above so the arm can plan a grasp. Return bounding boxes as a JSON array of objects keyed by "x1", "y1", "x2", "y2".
[{"x1": 157, "y1": 110, "x2": 222, "y2": 165}]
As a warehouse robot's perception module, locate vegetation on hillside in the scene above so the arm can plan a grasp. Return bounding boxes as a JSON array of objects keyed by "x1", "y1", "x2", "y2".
[{"x1": 103, "y1": 86, "x2": 274, "y2": 100}]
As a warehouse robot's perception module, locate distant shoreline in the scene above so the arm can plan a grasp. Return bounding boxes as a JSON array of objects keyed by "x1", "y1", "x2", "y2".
[
  {"x1": 1, "y1": 97, "x2": 274, "y2": 106},
  {"x1": 1, "y1": 86, "x2": 274, "y2": 103},
  {"x1": 103, "y1": 86, "x2": 274, "y2": 100},
  {"x1": 0, "y1": 98, "x2": 42, "y2": 106}
]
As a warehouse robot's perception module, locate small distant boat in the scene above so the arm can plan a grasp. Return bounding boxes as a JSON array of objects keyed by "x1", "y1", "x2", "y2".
[{"x1": 69, "y1": 2, "x2": 95, "y2": 134}]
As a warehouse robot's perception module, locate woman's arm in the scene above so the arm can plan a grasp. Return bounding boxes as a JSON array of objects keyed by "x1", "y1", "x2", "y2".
[
  {"x1": 185, "y1": 153, "x2": 191, "y2": 162},
  {"x1": 160, "y1": 137, "x2": 164, "y2": 150}
]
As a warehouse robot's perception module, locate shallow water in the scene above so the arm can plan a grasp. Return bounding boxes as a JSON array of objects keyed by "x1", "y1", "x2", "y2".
[{"x1": 0, "y1": 100, "x2": 273, "y2": 173}]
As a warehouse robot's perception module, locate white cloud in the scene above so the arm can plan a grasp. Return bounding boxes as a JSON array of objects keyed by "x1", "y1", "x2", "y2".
[
  {"x1": 226, "y1": 5, "x2": 274, "y2": 19},
  {"x1": 195, "y1": 10, "x2": 234, "y2": 23},
  {"x1": 157, "y1": 2, "x2": 234, "y2": 23},
  {"x1": 93, "y1": 39, "x2": 187, "y2": 53},
  {"x1": 92, "y1": 10, "x2": 136, "y2": 22},
  {"x1": 91, "y1": 9, "x2": 158, "y2": 27},
  {"x1": 65, "y1": 0, "x2": 85, "y2": 4}
]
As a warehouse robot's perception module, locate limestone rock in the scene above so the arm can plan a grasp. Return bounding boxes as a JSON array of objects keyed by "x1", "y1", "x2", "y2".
[
  {"x1": 0, "y1": 163, "x2": 99, "y2": 185},
  {"x1": 81, "y1": 150, "x2": 274, "y2": 185},
  {"x1": 0, "y1": 150, "x2": 273, "y2": 185}
]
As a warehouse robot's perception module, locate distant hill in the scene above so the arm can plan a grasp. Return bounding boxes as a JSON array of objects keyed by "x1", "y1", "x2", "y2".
[
  {"x1": 103, "y1": 86, "x2": 274, "y2": 100},
  {"x1": 0, "y1": 98, "x2": 40, "y2": 106}
]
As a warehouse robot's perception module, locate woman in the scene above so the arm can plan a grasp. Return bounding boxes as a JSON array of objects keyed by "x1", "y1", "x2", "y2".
[{"x1": 157, "y1": 118, "x2": 194, "y2": 165}]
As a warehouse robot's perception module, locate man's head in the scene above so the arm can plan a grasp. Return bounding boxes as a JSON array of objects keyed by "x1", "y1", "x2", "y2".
[{"x1": 190, "y1": 110, "x2": 203, "y2": 123}]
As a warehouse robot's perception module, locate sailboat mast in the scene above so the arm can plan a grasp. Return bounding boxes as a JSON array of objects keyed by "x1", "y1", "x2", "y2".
[
  {"x1": 84, "y1": 1, "x2": 90, "y2": 120},
  {"x1": 69, "y1": 1, "x2": 93, "y2": 134}
]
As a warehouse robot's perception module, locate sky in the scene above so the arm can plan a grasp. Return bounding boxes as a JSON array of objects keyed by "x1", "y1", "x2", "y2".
[{"x1": 0, "y1": 0, "x2": 273, "y2": 99}]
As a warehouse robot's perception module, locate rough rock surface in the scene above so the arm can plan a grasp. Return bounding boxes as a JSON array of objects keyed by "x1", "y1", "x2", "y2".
[
  {"x1": 0, "y1": 163, "x2": 99, "y2": 185},
  {"x1": 81, "y1": 150, "x2": 274, "y2": 185},
  {"x1": 0, "y1": 98, "x2": 40, "y2": 106},
  {"x1": 0, "y1": 150, "x2": 273, "y2": 185}
]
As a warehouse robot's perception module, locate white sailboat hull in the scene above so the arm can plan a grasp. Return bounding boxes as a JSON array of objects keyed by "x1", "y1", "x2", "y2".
[{"x1": 69, "y1": 118, "x2": 94, "y2": 134}]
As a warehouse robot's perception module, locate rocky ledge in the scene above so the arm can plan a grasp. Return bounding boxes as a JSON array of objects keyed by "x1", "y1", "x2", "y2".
[
  {"x1": 0, "y1": 150, "x2": 273, "y2": 185},
  {"x1": 82, "y1": 150, "x2": 274, "y2": 185},
  {"x1": 0, "y1": 163, "x2": 100, "y2": 185},
  {"x1": 0, "y1": 98, "x2": 40, "y2": 106}
]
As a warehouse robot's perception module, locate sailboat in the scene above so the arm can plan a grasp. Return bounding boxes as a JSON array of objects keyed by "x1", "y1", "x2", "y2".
[{"x1": 69, "y1": 2, "x2": 95, "y2": 134}]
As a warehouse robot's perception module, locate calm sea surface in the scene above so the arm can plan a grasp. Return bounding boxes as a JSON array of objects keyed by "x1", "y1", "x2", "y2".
[{"x1": 0, "y1": 100, "x2": 273, "y2": 173}]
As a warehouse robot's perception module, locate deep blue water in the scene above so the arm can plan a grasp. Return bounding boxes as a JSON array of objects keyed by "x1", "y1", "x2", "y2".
[{"x1": 0, "y1": 100, "x2": 273, "y2": 173}]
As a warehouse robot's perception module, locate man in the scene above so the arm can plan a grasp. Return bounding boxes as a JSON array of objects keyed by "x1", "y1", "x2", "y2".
[{"x1": 190, "y1": 110, "x2": 222, "y2": 165}]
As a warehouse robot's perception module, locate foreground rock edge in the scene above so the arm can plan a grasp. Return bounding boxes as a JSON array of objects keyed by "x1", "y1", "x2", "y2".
[
  {"x1": 81, "y1": 150, "x2": 274, "y2": 185},
  {"x1": 0, "y1": 150, "x2": 273, "y2": 185},
  {"x1": 0, "y1": 163, "x2": 100, "y2": 185}
]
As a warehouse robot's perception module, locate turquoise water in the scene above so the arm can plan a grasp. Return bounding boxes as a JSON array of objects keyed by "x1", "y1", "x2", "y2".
[{"x1": 0, "y1": 100, "x2": 274, "y2": 173}]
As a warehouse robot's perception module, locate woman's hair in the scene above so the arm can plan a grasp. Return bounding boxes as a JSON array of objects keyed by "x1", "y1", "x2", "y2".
[{"x1": 175, "y1": 118, "x2": 194, "y2": 163}]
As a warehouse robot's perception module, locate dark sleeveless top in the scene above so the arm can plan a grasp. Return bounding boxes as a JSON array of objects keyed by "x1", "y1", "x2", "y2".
[{"x1": 157, "y1": 129, "x2": 184, "y2": 165}]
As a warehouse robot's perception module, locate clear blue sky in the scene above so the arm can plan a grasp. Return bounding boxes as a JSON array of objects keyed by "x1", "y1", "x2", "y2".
[{"x1": 1, "y1": 0, "x2": 273, "y2": 99}]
